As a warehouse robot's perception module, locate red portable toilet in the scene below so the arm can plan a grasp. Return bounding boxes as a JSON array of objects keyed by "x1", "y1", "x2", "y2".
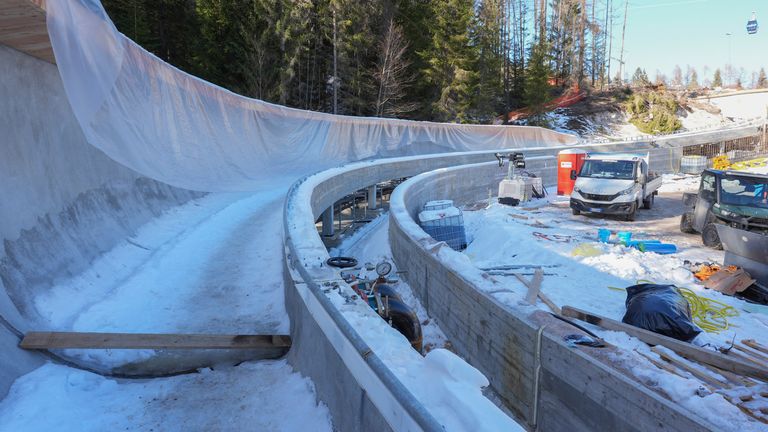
[{"x1": 557, "y1": 149, "x2": 588, "y2": 195}]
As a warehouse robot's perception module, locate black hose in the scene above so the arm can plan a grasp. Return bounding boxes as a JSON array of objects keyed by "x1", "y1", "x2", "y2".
[{"x1": 548, "y1": 312, "x2": 602, "y2": 339}]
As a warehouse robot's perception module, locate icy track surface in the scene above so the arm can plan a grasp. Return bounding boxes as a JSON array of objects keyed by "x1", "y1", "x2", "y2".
[
  {"x1": 0, "y1": 360, "x2": 332, "y2": 432},
  {"x1": 34, "y1": 190, "x2": 290, "y2": 366}
]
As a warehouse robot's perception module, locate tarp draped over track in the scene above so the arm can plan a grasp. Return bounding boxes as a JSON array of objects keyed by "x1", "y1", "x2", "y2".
[{"x1": 46, "y1": 0, "x2": 577, "y2": 192}]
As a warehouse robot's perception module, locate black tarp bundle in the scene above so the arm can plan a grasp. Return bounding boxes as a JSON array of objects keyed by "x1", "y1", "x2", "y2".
[{"x1": 622, "y1": 284, "x2": 702, "y2": 342}]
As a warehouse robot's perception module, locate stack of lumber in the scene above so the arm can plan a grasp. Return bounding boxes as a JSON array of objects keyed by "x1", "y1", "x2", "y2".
[{"x1": 562, "y1": 306, "x2": 768, "y2": 424}]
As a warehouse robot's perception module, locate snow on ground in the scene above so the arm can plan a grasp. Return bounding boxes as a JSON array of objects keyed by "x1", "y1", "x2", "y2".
[
  {"x1": 531, "y1": 105, "x2": 733, "y2": 140},
  {"x1": 458, "y1": 174, "x2": 768, "y2": 430},
  {"x1": 679, "y1": 107, "x2": 728, "y2": 131},
  {"x1": 330, "y1": 213, "x2": 523, "y2": 431},
  {"x1": 657, "y1": 173, "x2": 702, "y2": 193},
  {"x1": 708, "y1": 91, "x2": 768, "y2": 120},
  {"x1": 34, "y1": 190, "x2": 289, "y2": 367},
  {"x1": 0, "y1": 360, "x2": 332, "y2": 432}
]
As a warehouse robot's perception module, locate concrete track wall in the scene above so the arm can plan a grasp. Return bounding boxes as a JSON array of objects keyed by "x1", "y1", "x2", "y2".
[
  {"x1": 0, "y1": 45, "x2": 202, "y2": 396},
  {"x1": 388, "y1": 162, "x2": 714, "y2": 431},
  {"x1": 281, "y1": 127, "x2": 763, "y2": 429}
]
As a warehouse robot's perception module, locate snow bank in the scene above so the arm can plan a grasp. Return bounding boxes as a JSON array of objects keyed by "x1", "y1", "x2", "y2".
[{"x1": 0, "y1": 360, "x2": 332, "y2": 432}]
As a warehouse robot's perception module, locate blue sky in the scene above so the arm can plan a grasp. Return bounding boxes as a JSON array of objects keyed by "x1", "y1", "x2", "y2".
[{"x1": 611, "y1": 0, "x2": 766, "y2": 85}]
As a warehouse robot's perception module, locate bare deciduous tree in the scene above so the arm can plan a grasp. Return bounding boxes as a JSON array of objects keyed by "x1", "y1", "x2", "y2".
[{"x1": 374, "y1": 20, "x2": 416, "y2": 117}]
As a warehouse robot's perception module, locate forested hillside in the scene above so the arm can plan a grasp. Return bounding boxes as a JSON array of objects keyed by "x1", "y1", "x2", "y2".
[{"x1": 102, "y1": 0, "x2": 620, "y2": 123}]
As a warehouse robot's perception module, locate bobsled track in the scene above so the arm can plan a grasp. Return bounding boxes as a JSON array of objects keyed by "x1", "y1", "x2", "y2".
[{"x1": 2, "y1": 0, "x2": 768, "y2": 430}]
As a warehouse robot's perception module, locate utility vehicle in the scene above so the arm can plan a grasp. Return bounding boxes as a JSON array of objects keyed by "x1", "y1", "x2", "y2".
[
  {"x1": 680, "y1": 168, "x2": 768, "y2": 249},
  {"x1": 569, "y1": 153, "x2": 662, "y2": 221}
]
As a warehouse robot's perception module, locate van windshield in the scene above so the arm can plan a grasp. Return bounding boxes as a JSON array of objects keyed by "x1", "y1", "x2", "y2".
[
  {"x1": 719, "y1": 175, "x2": 768, "y2": 209},
  {"x1": 578, "y1": 160, "x2": 636, "y2": 180}
]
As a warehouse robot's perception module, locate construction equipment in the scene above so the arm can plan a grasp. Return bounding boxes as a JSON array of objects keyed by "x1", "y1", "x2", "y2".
[
  {"x1": 495, "y1": 152, "x2": 544, "y2": 204},
  {"x1": 680, "y1": 169, "x2": 768, "y2": 249}
]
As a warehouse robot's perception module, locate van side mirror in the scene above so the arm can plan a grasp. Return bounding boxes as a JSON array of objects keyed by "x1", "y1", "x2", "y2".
[{"x1": 570, "y1": 170, "x2": 577, "y2": 180}]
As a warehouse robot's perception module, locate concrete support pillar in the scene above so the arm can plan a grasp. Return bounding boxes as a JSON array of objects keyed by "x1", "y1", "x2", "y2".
[
  {"x1": 367, "y1": 185, "x2": 378, "y2": 210},
  {"x1": 322, "y1": 205, "x2": 334, "y2": 237}
]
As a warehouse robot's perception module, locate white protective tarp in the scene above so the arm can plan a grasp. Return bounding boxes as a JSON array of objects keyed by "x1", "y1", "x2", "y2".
[{"x1": 46, "y1": 0, "x2": 577, "y2": 192}]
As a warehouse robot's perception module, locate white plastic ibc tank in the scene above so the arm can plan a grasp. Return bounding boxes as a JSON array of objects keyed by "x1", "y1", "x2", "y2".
[
  {"x1": 680, "y1": 155, "x2": 708, "y2": 174},
  {"x1": 423, "y1": 200, "x2": 454, "y2": 211},
  {"x1": 418, "y1": 205, "x2": 467, "y2": 250}
]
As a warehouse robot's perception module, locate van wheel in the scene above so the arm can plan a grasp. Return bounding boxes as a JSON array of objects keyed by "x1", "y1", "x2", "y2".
[
  {"x1": 702, "y1": 223, "x2": 723, "y2": 249},
  {"x1": 680, "y1": 212, "x2": 696, "y2": 234},
  {"x1": 642, "y1": 194, "x2": 654, "y2": 209},
  {"x1": 625, "y1": 203, "x2": 637, "y2": 221}
]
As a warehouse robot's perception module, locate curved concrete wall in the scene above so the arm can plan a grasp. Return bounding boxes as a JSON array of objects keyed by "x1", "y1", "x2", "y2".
[
  {"x1": 0, "y1": 44, "x2": 203, "y2": 395},
  {"x1": 388, "y1": 162, "x2": 714, "y2": 431},
  {"x1": 281, "y1": 124, "x2": 765, "y2": 429}
]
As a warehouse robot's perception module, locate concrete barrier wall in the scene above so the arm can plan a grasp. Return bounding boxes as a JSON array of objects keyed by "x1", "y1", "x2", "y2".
[
  {"x1": 0, "y1": 45, "x2": 202, "y2": 395},
  {"x1": 280, "y1": 129, "x2": 765, "y2": 430},
  {"x1": 388, "y1": 162, "x2": 714, "y2": 431}
]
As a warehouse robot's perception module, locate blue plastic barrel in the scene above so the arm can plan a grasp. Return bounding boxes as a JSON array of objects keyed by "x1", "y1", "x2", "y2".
[{"x1": 626, "y1": 239, "x2": 661, "y2": 248}]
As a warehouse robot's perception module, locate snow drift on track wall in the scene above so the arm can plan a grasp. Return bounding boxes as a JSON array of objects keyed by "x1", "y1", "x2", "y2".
[
  {"x1": 0, "y1": 43, "x2": 202, "y2": 397},
  {"x1": 45, "y1": 0, "x2": 577, "y2": 192}
]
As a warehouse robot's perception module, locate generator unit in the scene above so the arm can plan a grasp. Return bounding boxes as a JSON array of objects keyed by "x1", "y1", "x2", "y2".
[{"x1": 495, "y1": 152, "x2": 543, "y2": 204}]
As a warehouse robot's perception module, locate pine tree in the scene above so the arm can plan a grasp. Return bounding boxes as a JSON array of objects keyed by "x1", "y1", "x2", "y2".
[
  {"x1": 524, "y1": 41, "x2": 551, "y2": 123},
  {"x1": 474, "y1": 0, "x2": 505, "y2": 121},
  {"x1": 712, "y1": 68, "x2": 723, "y2": 87},
  {"x1": 758, "y1": 68, "x2": 768, "y2": 88},
  {"x1": 103, "y1": 0, "x2": 200, "y2": 74},
  {"x1": 688, "y1": 69, "x2": 699, "y2": 90},
  {"x1": 392, "y1": 0, "x2": 435, "y2": 118},
  {"x1": 420, "y1": 0, "x2": 479, "y2": 122},
  {"x1": 631, "y1": 67, "x2": 649, "y2": 87}
]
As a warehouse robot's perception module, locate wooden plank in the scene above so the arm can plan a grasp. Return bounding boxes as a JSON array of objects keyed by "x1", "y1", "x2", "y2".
[
  {"x1": 523, "y1": 269, "x2": 543, "y2": 305},
  {"x1": 634, "y1": 349, "x2": 690, "y2": 380},
  {"x1": 650, "y1": 346, "x2": 729, "y2": 389},
  {"x1": 0, "y1": 0, "x2": 53, "y2": 63},
  {"x1": 515, "y1": 271, "x2": 561, "y2": 314},
  {"x1": 735, "y1": 342, "x2": 768, "y2": 364},
  {"x1": 744, "y1": 339, "x2": 768, "y2": 356},
  {"x1": 20, "y1": 332, "x2": 292, "y2": 350},
  {"x1": 562, "y1": 306, "x2": 768, "y2": 382}
]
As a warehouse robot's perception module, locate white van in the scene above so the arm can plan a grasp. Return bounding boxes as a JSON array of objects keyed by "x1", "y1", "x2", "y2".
[{"x1": 569, "y1": 153, "x2": 662, "y2": 221}]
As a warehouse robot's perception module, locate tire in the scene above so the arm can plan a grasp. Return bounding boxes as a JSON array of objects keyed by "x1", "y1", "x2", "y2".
[
  {"x1": 625, "y1": 203, "x2": 637, "y2": 221},
  {"x1": 572, "y1": 208, "x2": 581, "y2": 215},
  {"x1": 701, "y1": 223, "x2": 723, "y2": 250},
  {"x1": 642, "y1": 193, "x2": 654, "y2": 210},
  {"x1": 679, "y1": 212, "x2": 696, "y2": 234}
]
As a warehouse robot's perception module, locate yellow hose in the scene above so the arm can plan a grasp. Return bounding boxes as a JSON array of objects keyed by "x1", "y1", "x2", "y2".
[{"x1": 678, "y1": 287, "x2": 739, "y2": 333}]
